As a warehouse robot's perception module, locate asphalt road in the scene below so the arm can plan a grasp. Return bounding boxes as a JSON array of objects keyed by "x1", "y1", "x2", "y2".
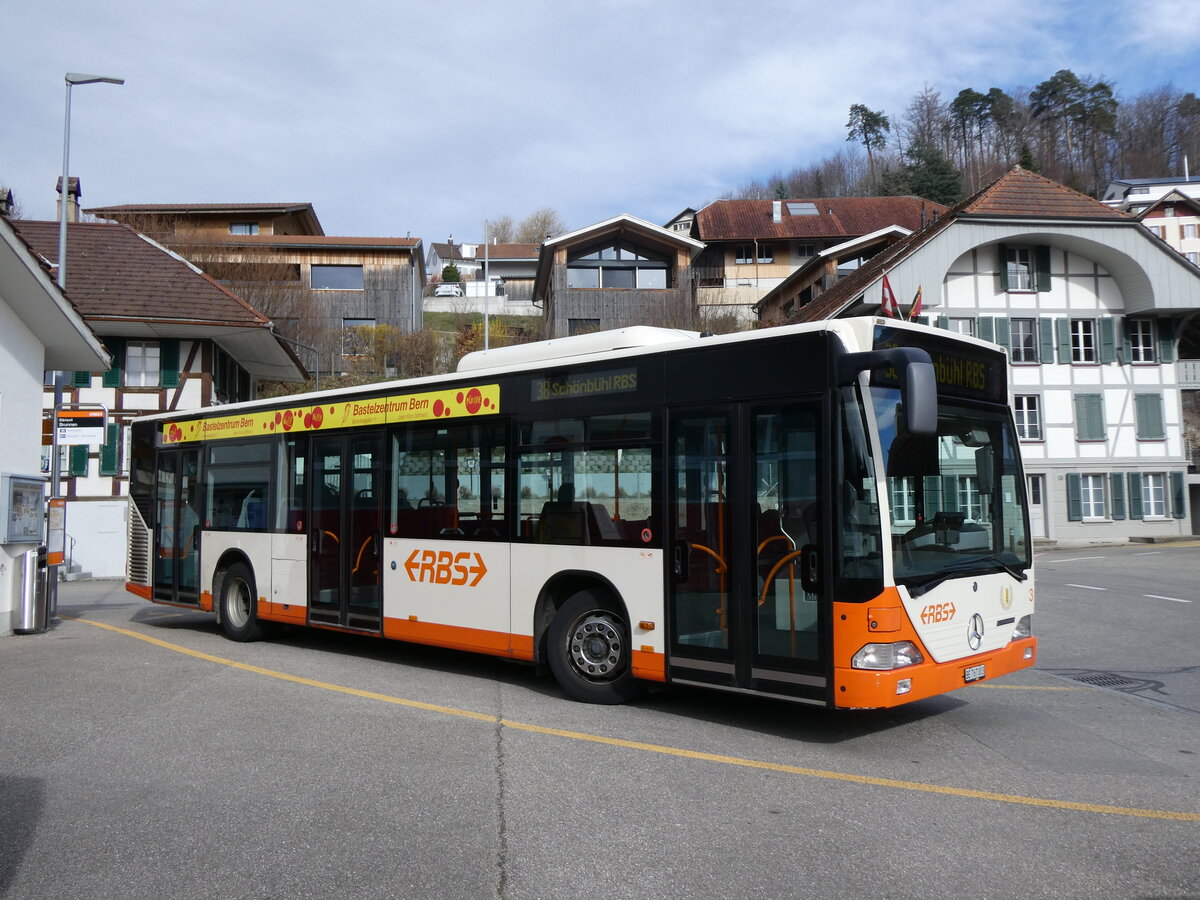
[{"x1": 1, "y1": 549, "x2": 1198, "y2": 900}]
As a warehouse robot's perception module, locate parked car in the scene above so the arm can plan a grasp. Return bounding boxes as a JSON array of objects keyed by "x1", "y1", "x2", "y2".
[{"x1": 434, "y1": 283, "x2": 464, "y2": 297}]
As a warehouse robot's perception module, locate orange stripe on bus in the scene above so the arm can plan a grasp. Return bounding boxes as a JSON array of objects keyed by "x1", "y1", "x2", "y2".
[
  {"x1": 383, "y1": 616, "x2": 520, "y2": 659},
  {"x1": 199, "y1": 590, "x2": 214, "y2": 612},
  {"x1": 258, "y1": 600, "x2": 307, "y2": 626},
  {"x1": 631, "y1": 649, "x2": 666, "y2": 682},
  {"x1": 125, "y1": 582, "x2": 153, "y2": 600}
]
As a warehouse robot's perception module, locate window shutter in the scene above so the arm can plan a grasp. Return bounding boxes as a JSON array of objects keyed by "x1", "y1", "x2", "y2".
[
  {"x1": 72, "y1": 370, "x2": 92, "y2": 387},
  {"x1": 1035, "y1": 246, "x2": 1052, "y2": 292},
  {"x1": 1158, "y1": 318, "x2": 1176, "y2": 363},
  {"x1": 1134, "y1": 394, "x2": 1165, "y2": 440},
  {"x1": 161, "y1": 339, "x2": 180, "y2": 388},
  {"x1": 1109, "y1": 473, "x2": 1126, "y2": 520},
  {"x1": 1098, "y1": 317, "x2": 1116, "y2": 363},
  {"x1": 1127, "y1": 472, "x2": 1143, "y2": 520},
  {"x1": 943, "y1": 476, "x2": 958, "y2": 513},
  {"x1": 1066, "y1": 473, "x2": 1082, "y2": 521},
  {"x1": 914, "y1": 315, "x2": 929, "y2": 326},
  {"x1": 993, "y1": 316, "x2": 1011, "y2": 353},
  {"x1": 1170, "y1": 471, "x2": 1186, "y2": 519},
  {"x1": 1056, "y1": 318, "x2": 1071, "y2": 364},
  {"x1": 997, "y1": 244, "x2": 1010, "y2": 292},
  {"x1": 1120, "y1": 317, "x2": 1133, "y2": 362},
  {"x1": 1074, "y1": 394, "x2": 1104, "y2": 441},
  {"x1": 977, "y1": 317, "x2": 995, "y2": 343},
  {"x1": 935, "y1": 315, "x2": 949, "y2": 330},
  {"x1": 1038, "y1": 318, "x2": 1055, "y2": 364},
  {"x1": 102, "y1": 338, "x2": 124, "y2": 388},
  {"x1": 99, "y1": 423, "x2": 121, "y2": 476},
  {"x1": 69, "y1": 444, "x2": 89, "y2": 477}
]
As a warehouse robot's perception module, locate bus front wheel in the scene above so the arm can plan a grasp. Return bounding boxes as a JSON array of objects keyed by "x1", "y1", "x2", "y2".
[
  {"x1": 547, "y1": 589, "x2": 642, "y2": 704},
  {"x1": 220, "y1": 562, "x2": 263, "y2": 642}
]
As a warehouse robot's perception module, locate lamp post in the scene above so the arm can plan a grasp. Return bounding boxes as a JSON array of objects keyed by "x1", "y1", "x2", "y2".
[{"x1": 50, "y1": 71, "x2": 122, "y2": 617}]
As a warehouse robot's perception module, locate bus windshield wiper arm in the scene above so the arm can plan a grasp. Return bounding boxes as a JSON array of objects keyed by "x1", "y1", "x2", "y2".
[{"x1": 906, "y1": 554, "x2": 1028, "y2": 597}]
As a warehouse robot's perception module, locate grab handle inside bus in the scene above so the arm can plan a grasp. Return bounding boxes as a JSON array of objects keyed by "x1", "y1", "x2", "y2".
[{"x1": 836, "y1": 347, "x2": 937, "y2": 435}]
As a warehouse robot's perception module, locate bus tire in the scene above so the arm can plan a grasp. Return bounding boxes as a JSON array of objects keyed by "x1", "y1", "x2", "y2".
[
  {"x1": 547, "y1": 589, "x2": 642, "y2": 704},
  {"x1": 219, "y1": 562, "x2": 263, "y2": 642}
]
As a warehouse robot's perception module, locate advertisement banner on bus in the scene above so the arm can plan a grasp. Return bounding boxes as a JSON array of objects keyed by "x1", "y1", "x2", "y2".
[{"x1": 161, "y1": 384, "x2": 501, "y2": 444}]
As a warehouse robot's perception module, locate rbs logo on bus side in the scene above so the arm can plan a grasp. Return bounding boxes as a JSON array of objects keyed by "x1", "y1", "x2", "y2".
[{"x1": 404, "y1": 549, "x2": 487, "y2": 587}]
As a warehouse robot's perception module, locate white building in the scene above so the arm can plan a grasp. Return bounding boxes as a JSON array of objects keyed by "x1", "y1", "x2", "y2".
[
  {"x1": 0, "y1": 216, "x2": 109, "y2": 634},
  {"x1": 796, "y1": 167, "x2": 1200, "y2": 543}
]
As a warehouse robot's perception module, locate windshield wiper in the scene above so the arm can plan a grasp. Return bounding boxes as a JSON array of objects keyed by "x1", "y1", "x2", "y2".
[{"x1": 905, "y1": 554, "x2": 1028, "y2": 597}]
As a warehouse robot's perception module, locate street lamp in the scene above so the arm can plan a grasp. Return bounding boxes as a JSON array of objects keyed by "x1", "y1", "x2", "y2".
[
  {"x1": 50, "y1": 72, "x2": 122, "y2": 617},
  {"x1": 58, "y1": 72, "x2": 124, "y2": 290}
]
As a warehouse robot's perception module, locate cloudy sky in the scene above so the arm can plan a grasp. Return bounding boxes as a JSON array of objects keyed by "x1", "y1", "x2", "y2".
[{"x1": 4, "y1": 0, "x2": 1198, "y2": 245}]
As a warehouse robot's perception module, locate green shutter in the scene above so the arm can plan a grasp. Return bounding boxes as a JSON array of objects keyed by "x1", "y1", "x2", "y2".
[
  {"x1": 1098, "y1": 317, "x2": 1116, "y2": 363},
  {"x1": 997, "y1": 244, "x2": 1010, "y2": 292},
  {"x1": 1075, "y1": 394, "x2": 1104, "y2": 441},
  {"x1": 99, "y1": 423, "x2": 120, "y2": 476},
  {"x1": 1066, "y1": 473, "x2": 1082, "y2": 521},
  {"x1": 1127, "y1": 472, "x2": 1143, "y2": 520},
  {"x1": 1056, "y1": 318, "x2": 1071, "y2": 364},
  {"x1": 1170, "y1": 471, "x2": 1186, "y2": 519},
  {"x1": 1134, "y1": 394, "x2": 1165, "y2": 440},
  {"x1": 161, "y1": 339, "x2": 180, "y2": 388},
  {"x1": 1109, "y1": 473, "x2": 1126, "y2": 520},
  {"x1": 102, "y1": 338, "x2": 124, "y2": 388},
  {"x1": 72, "y1": 370, "x2": 92, "y2": 387},
  {"x1": 993, "y1": 316, "x2": 1011, "y2": 353},
  {"x1": 1035, "y1": 246, "x2": 1052, "y2": 292},
  {"x1": 1158, "y1": 318, "x2": 1177, "y2": 363},
  {"x1": 978, "y1": 317, "x2": 995, "y2": 343},
  {"x1": 69, "y1": 444, "x2": 89, "y2": 477},
  {"x1": 1038, "y1": 318, "x2": 1055, "y2": 364},
  {"x1": 935, "y1": 315, "x2": 949, "y2": 330},
  {"x1": 1121, "y1": 317, "x2": 1133, "y2": 362}
]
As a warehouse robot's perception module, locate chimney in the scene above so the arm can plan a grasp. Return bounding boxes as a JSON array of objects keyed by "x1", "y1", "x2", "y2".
[
  {"x1": 56, "y1": 176, "x2": 82, "y2": 222},
  {"x1": 772, "y1": 200, "x2": 782, "y2": 224}
]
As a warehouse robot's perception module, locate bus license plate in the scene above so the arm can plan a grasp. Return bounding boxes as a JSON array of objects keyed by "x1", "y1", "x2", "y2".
[{"x1": 964, "y1": 664, "x2": 986, "y2": 683}]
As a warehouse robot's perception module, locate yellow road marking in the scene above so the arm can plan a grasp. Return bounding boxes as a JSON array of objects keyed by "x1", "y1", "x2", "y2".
[{"x1": 68, "y1": 616, "x2": 1199, "y2": 823}]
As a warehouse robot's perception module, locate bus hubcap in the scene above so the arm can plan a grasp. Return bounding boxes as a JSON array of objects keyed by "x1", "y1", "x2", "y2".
[{"x1": 569, "y1": 612, "x2": 623, "y2": 679}]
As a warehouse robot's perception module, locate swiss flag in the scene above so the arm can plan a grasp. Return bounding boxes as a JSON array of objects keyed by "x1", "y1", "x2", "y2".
[{"x1": 880, "y1": 273, "x2": 899, "y2": 318}]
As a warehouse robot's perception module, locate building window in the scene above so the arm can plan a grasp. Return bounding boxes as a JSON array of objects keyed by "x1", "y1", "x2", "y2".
[
  {"x1": 311, "y1": 264, "x2": 364, "y2": 290},
  {"x1": 889, "y1": 476, "x2": 916, "y2": 524},
  {"x1": 566, "y1": 239, "x2": 670, "y2": 290},
  {"x1": 735, "y1": 244, "x2": 753, "y2": 265},
  {"x1": 341, "y1": 318, "x2": 375, "y2": 357},
  {"x1": 1147, "y1": 224, "x2": 1166, "y2": 239},
  {"x1": 1074, "y1": 393, "x2": 1106, "y2": 442},
  {"x1": 1080, "y1": 474, "x2": 1106, "y2": 519},
  {"x1": 1142, "y1": 473, "x2": 1168, "y2": 518},
  {"x1": 1071, "y1": 319, "x2": 1096, "y2": 362},
  {"x1": 229, "y1": 222, "x2": 259, "y2": 235},
  {"x1": 1127, "y1": 319, "x2": 1155, "y2": 362},
  {"x1": 1188, "y1": 252, "x2": 1199, "y2": 266},
  {"x1": 1011, "y1": 318, "x2": 1038, "y2": 362},
  {"x1": 956, "y1": 476, "x2": 982, "y2": 521},
  {"x1": 125, "y1": 341, "x2": 160, "y2": 387},
  {"x1": 1185, "y1": 223, "x2": 1198, "y2": 239},
  {"x1": 1134, "y1": 393, "x2": 1165, "y2": 440},
  {"x1": 1014, "y1": 395, "x2": 1042, "y2": 440},
  {"x1": 795, "y1": 243, "x2": 815, "y2": 258},
  {"x1": 1006, "y1": 246, "x2": 1034, "y2": 291},
  {"x1": 947, "y1": 318, "x2": 975, "y2": 337}
]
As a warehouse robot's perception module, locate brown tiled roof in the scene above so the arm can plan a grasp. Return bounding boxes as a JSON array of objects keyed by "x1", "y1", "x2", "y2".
[
  {"x1": 182, "y1": 234, "x2": 421, "y2": 249},
  {"x1": 694, "y1": 196, "x2": 946, "y2": 241},
  {"x1": 791, "y1": 168, "x2": 1134, "y2": 324},
  {"x1": 87, "y1": 202, "x2": 315, "y2": 214},
  {"x1": 12, "y1": 221, "x2": 270, "y2": 326},
  {"x1": 477, "y1": 242, "x2": 540, "y2": 260},
  {"x1": 959, "y1": 167, "x2": 1131, "y2": 219}
]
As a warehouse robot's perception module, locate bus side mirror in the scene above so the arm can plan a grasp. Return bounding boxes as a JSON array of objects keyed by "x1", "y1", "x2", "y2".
[{"x1": 905, "y1": 360, "x2": 937, "y2": 436}]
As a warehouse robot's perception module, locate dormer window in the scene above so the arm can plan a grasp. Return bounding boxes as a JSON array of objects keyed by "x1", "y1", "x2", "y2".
[
  {"x1": 566, "y1": 239, "x2": 670, "y2": 290},
  {"x1": 229, "y1": 222, "x2": 260, "y2": 235}
]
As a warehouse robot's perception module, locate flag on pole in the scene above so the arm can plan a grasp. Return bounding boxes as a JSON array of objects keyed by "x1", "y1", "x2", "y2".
[
  {"x1": 880, "y1": 273, "x2": 899, "y2": 318},
  {"x1": 907, "y1": 285, "x2": 923, "y2": 320}
]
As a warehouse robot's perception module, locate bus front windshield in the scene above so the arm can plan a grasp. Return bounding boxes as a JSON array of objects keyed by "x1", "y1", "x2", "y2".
[{"x1": 869, "y1": 386, "x2": 1031, "y2": 591}]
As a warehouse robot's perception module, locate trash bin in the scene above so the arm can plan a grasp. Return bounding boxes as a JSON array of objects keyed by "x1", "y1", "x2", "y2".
[{"x1": 14, "y1": 545, "x2": 48, "y2": 634}]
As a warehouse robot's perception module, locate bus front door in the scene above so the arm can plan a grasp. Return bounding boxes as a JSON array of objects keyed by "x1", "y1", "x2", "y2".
[
  {"x1": 153, "y1": 447, "x2": 200, "y2": 605},
  {"x1": 668, "y1": 402, "x2": 829, "y2": 704},
  {"x1": 308, "y1": 433, "x2": 383, "y2": 631}
]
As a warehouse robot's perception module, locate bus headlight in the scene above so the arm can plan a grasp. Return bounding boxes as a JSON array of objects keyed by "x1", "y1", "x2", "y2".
[
  {"x1": 1012, "y1": 615, "x2": 1033, "y2": 639},
  {"x1": 852, "y1": 641, "x2": 924, "y2": 670}
]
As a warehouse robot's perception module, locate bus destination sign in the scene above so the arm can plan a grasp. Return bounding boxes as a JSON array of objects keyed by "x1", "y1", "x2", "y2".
[
  {"x1": 161, "y1": 383, "x2": 500, "y2": 444},
  {"x1": 531, "y1": 367, "x2": 638, "y2": 402},
  {"x1": 871, "y1": 325, "x2": 1005, "y2": 403}
]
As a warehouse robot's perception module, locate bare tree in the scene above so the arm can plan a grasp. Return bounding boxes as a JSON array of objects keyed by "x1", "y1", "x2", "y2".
[
  {"x1": 516, "y1": 207, "x2": 567, "y2": 242},
  {"x1": 484, "y1": 215, "x2": 514, "y2": 243}
]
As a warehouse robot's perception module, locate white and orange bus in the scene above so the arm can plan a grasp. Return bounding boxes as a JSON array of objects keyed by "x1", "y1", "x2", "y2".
[{"x1": 127, "y1": 319, "x2": 1035, "y2": 708}]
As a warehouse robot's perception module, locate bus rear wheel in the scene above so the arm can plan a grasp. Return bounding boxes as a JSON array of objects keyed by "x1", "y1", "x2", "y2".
[
  {"x1": 547, "y1": 590, "x2": 642, "y2": 704},
  {"x1": 220, "y1": 562, "x2": 263, "y2": 642}
]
